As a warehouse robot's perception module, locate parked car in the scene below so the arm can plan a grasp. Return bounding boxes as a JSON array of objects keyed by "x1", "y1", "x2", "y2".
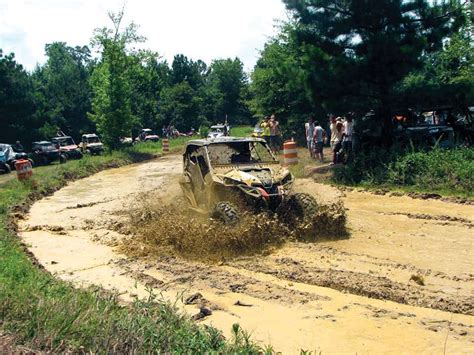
[
  {"x1": 51, "y1": 136, "x2": 83, "y2": 160},
  {"x1": 80, "y1": 134, "x2": 104, "y2": 155},
  {"x1": 31, "y1": 141, "x2": 64, "y2": 165}
]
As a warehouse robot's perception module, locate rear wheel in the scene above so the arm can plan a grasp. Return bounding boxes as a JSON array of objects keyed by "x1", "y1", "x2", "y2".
[
  {"x1": 1, "y1": 163, "x2": 11, "y2": 174},
  {"x1": 59, "y1": 154, "x2": 67, "y2": 164},
  {"x1": 211, "y1": 201, "x2": 240, "y2": 225},
  {"x1": 278, "y1": 193, "x2": 318, "y2": 225}
]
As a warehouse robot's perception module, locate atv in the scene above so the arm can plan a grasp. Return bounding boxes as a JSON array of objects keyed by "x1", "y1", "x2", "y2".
[
  {"x1": 51, "y1": 136, "x2": 83, "y2": 161},
  {"x1": 80, "y1": 134, "x2": 104, "y2": 155},
  {"x1": 179, "y1": 137, "x2": 318, "y2": 224},
  {"x1": 0, "y1": 144, "x2": 13, "y2": 174}
]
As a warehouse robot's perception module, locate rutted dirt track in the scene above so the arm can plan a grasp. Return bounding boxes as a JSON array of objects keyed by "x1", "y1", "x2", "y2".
[{"x1": 20, "y1": 155, "x2": 474, "y2": 353}]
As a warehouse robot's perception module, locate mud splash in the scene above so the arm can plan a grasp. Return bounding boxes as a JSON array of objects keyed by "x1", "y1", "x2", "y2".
[{"x1": 118, "y1": 196, "x2": 347, "y2": 261}]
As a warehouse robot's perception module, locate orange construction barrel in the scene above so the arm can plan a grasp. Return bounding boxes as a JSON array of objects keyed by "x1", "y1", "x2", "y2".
[
  {"x1": 283, "y1": 140, "x2": 298, "y2": 165},
  {"x1": 15, "y1": 159, "x2": 33, "y2": 181},
  {"x1": 162, "y1": 138, "x2": 170, "y2": 152}
]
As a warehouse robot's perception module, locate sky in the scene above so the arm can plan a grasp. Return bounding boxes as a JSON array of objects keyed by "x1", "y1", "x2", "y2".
[{"x1": 0, "y1": 0, "x2": 288, "y2": 72}]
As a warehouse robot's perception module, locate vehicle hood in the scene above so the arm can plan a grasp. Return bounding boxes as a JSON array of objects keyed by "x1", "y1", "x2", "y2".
[
  {"x1": 60, "y1": 145, "x2": 79, "y2": 151},
  {"x1": 145, "y1": 135, "x2": 159, "y2": 140},
  {"x1": 87, "y1": 143, "x2": 104, "y2": 149},
  {"x1": 208, "y1": 132, "x2": 224, "y2": 138},
  {"x1": 214, "y1": 164, "x2": 290, "y2": 186}
]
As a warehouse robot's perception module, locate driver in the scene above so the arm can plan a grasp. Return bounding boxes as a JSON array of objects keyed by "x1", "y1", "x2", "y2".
[{"x1": 231, "y1": 149, "x2": 252, "y2": 163}]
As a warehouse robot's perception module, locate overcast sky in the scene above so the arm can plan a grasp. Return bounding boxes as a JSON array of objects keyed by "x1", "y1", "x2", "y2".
[{"x1": 0, "y1": 0, "x2": 288, "y2": 72}]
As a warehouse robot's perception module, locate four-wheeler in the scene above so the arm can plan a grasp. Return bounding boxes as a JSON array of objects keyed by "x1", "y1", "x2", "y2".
[
  {"x1": 179, "y1": 137, "x2": 318, "y2": 224},
  {"x1": 31, "y1": 141, "x2": 65, "y2": 165},
  {"x1": 136, "y1": 129, "x2": 160, "y2": 142},
  {"x1": 80, "y1": 134, "x2": 104, "y2": 155},
  {"x1": 51, "y1": 136, "x2": 83, "y2": 161}
]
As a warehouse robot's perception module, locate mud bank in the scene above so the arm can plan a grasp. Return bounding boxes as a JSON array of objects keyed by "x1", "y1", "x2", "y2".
[{"x1": 20, "y1": 155, "x2": 474, "y2": 353}]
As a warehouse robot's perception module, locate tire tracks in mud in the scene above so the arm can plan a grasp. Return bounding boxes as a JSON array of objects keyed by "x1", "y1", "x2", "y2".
[{"x1": 228, "y1": 256, "x2": 474, "y2": 316}]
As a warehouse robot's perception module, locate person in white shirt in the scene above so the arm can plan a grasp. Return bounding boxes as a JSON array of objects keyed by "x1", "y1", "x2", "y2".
[
  {"x1": 313, "y1": 121, "x2": 327, "y2": 162},
  {"x1": 342, "y1": 114, "x2": 354, "y2": 162},
  {"x1": 305, "y1": 117, "x2": 315, "y2": 158}
]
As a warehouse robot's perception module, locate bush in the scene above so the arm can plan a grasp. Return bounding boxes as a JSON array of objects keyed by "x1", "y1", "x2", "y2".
[{"x1": 333, "y1": 147, "x2": 474, "y2": 196}]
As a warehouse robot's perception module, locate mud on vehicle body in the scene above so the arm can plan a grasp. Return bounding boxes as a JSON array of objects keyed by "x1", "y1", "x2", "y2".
[{"x1": 179, "y1": 137, "x2": 317, "y2": 224}]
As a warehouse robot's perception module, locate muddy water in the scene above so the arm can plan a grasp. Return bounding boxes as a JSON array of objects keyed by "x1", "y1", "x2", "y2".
[{"x1": 20, "y1": 155, "x2": 474, "y2": 354}]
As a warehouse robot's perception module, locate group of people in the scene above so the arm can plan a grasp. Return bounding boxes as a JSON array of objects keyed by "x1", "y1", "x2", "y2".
[
  {"x1": 260, "y1": 114, "x2": 282, "y2": 154},
  {"x1": 305, "y1": 114, "x2": 353, "y2": 164}
]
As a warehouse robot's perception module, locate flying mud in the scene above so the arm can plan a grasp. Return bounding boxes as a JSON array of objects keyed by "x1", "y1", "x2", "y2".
[{"x1": 19, "y1": 154, "x2": 474, "y2": 353}]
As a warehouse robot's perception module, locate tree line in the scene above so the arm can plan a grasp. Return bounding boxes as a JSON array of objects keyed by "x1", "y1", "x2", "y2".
[{"x1": 1, "y1": 1, "x2": 472, "y2": 149}]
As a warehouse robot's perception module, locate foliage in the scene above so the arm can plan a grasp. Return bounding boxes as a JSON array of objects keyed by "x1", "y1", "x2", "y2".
[
  {"x1": 0, "y1": 51, "x2": 35, "y2": 144},
  {"x1": 333, "y1": 147, "x2": 474, "y2": 197},
  {"x1": 254, "y1": 0, "x2": 468, "y2": 139}
]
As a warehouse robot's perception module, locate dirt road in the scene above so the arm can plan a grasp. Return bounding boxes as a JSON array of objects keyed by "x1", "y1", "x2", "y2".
[{"x1": 20, "y1": 155, "x2": 474, "y2": 353}]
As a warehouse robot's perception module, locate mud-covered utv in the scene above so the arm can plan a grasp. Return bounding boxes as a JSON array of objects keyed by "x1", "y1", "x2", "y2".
[{"x1": 180, "y1": 137, "x2": 318, "y2": 224}]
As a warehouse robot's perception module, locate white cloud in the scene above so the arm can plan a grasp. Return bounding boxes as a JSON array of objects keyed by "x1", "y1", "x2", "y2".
[{"x1": 0, "y1": 0, "x2": 287, "y2": 71}]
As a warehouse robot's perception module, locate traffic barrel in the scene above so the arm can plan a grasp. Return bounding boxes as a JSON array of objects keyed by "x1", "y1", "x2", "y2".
[
  {"x1": 162, "y1": 138, "x2": 170, "y2": 152},
  {"x1": 15, "y1": 159, "x2": 33, "y2": 181},
  {"x1": 283, "y1": 140, "x2": 298, "y2": 165}
]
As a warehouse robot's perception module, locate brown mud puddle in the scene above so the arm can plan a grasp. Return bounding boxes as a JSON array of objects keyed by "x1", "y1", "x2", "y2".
[{"x1": 20, "y1": 155, "x2": 474, "y2": 353}]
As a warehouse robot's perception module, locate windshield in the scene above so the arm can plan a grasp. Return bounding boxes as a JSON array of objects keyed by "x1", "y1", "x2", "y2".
[
  {"x1": 207, "y1": 141, "x2": 276, "y2": 165},
  {"x1": 86, "y1": 136, "x2": 100, "y2": 143},
  {"x1": 36, "y1": 143, "x2": 55, "y2": 151},
  {"x1": 55, "y1": 137, "x2": 75, "y2": 146}
]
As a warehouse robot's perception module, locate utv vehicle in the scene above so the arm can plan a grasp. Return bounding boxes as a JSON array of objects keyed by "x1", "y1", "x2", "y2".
[
  {"x1": 207, "y1": 125, "x2": 229, "y2": 139},
  {"x1": 31, "y1": 141, "x2": 65, "y2": 165},
  {"x1": 51, "y1": 136, "x2": 83, "y2": 161},
  {"x1": 80, "y1": 134, "x2": 104, "y2": 155},
  {"x1": 0, "y1": 144, "x2": 13, "y2": 174},
  {"x1": 180, "y1": 137, "x2": 317, "y2": 224},
  {"x1": 136, "y1": 129, "x2": 160, "y2": 142}
]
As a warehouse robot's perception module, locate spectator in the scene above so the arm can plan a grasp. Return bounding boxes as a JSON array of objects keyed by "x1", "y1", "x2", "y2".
[
  {"x1": 261, "y1": 117, "x2": 271, "y2": 144},
  {"x1": 305, "y1": 117, "x2": 315, "y2": 158},
  {"x1": 313, "y1": 121, "x2": 327, "y2": 162},
  {"x1": 269, "y1": 114, "x2": 281, "y2": 154},
  {"x1": 342, "y1": 114, "x2": 353, "y2": 163},
  {"x1": 329, "y1": 116, "x2": 344, "y2": 164},
  {"x1": 12, "y1": 140, "x2": 24, "y2": 152}
]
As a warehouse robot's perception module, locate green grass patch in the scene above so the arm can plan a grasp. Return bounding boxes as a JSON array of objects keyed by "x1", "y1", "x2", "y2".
[
  {"x1": 332, "y1": 147, "x2": 474, "y2": 198},
  {"x1": 230, "y1": 125, "x2": 253, "y2": 137},
  {"x1": 0, "y1": 144, "x2": 261, "y2": 353}
]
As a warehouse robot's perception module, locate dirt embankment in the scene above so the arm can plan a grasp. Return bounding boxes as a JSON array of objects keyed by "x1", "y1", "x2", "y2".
[{"x1": 20, "y1": 155, "x2": 474, "y2": 353}]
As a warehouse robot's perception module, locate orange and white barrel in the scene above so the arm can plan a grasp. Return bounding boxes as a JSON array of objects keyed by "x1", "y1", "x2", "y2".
[
  {"x1": 283, "y1": 140, "x2": 298, "y2": 165},
  {"x1": 15, "y1": 159, "x2": 33, "y2": 181},
  {"x1": 162, "y1": 138, "x2": 170, "y2": 152}
]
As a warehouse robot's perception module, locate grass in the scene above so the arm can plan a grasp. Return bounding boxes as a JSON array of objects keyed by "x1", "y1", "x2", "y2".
[
  {"x1": 0, "y1": 142, "x2": 261, "y2": 353},
  {"x1": 332, "y1": 147, "x2": 474, "y2": 198},
  {"x1": 230, "y1": 125, "x2": 254, "y2": 137}
]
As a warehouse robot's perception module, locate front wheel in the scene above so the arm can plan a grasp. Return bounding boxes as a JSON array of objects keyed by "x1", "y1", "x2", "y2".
[
  {"x1": 278, "y1": 193, "x2": 318, "y2": 225},
  {"x1": 59, "y1": 154, "x2": 67, "y2": 164},
  {"x1": 211, "y1": 201, "x2": 240, "y2": 225},
  {"x1": 1, "y1": 163, "x2": 11, "y2": 174}
]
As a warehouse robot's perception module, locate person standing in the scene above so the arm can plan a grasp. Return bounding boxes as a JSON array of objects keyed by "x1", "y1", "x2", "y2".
[
  {"x1": 269, "y1": 114, "x2": 281, "y2": 154},
  {"x1": 313, "y1": 121, "x2": 327, "y2": 162},
  {"x1": 342, "y1": 114, "x2": 354, "y2": 163},
  {"x1": 261, "y1": 117, "x2": 270, "y2": 144},
  {"x1": 329, "y1": 115, "x2": 343, "y2": 164},
  {"x1": 305, "y1": 117, "x2": 315, "y2": 158}
]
